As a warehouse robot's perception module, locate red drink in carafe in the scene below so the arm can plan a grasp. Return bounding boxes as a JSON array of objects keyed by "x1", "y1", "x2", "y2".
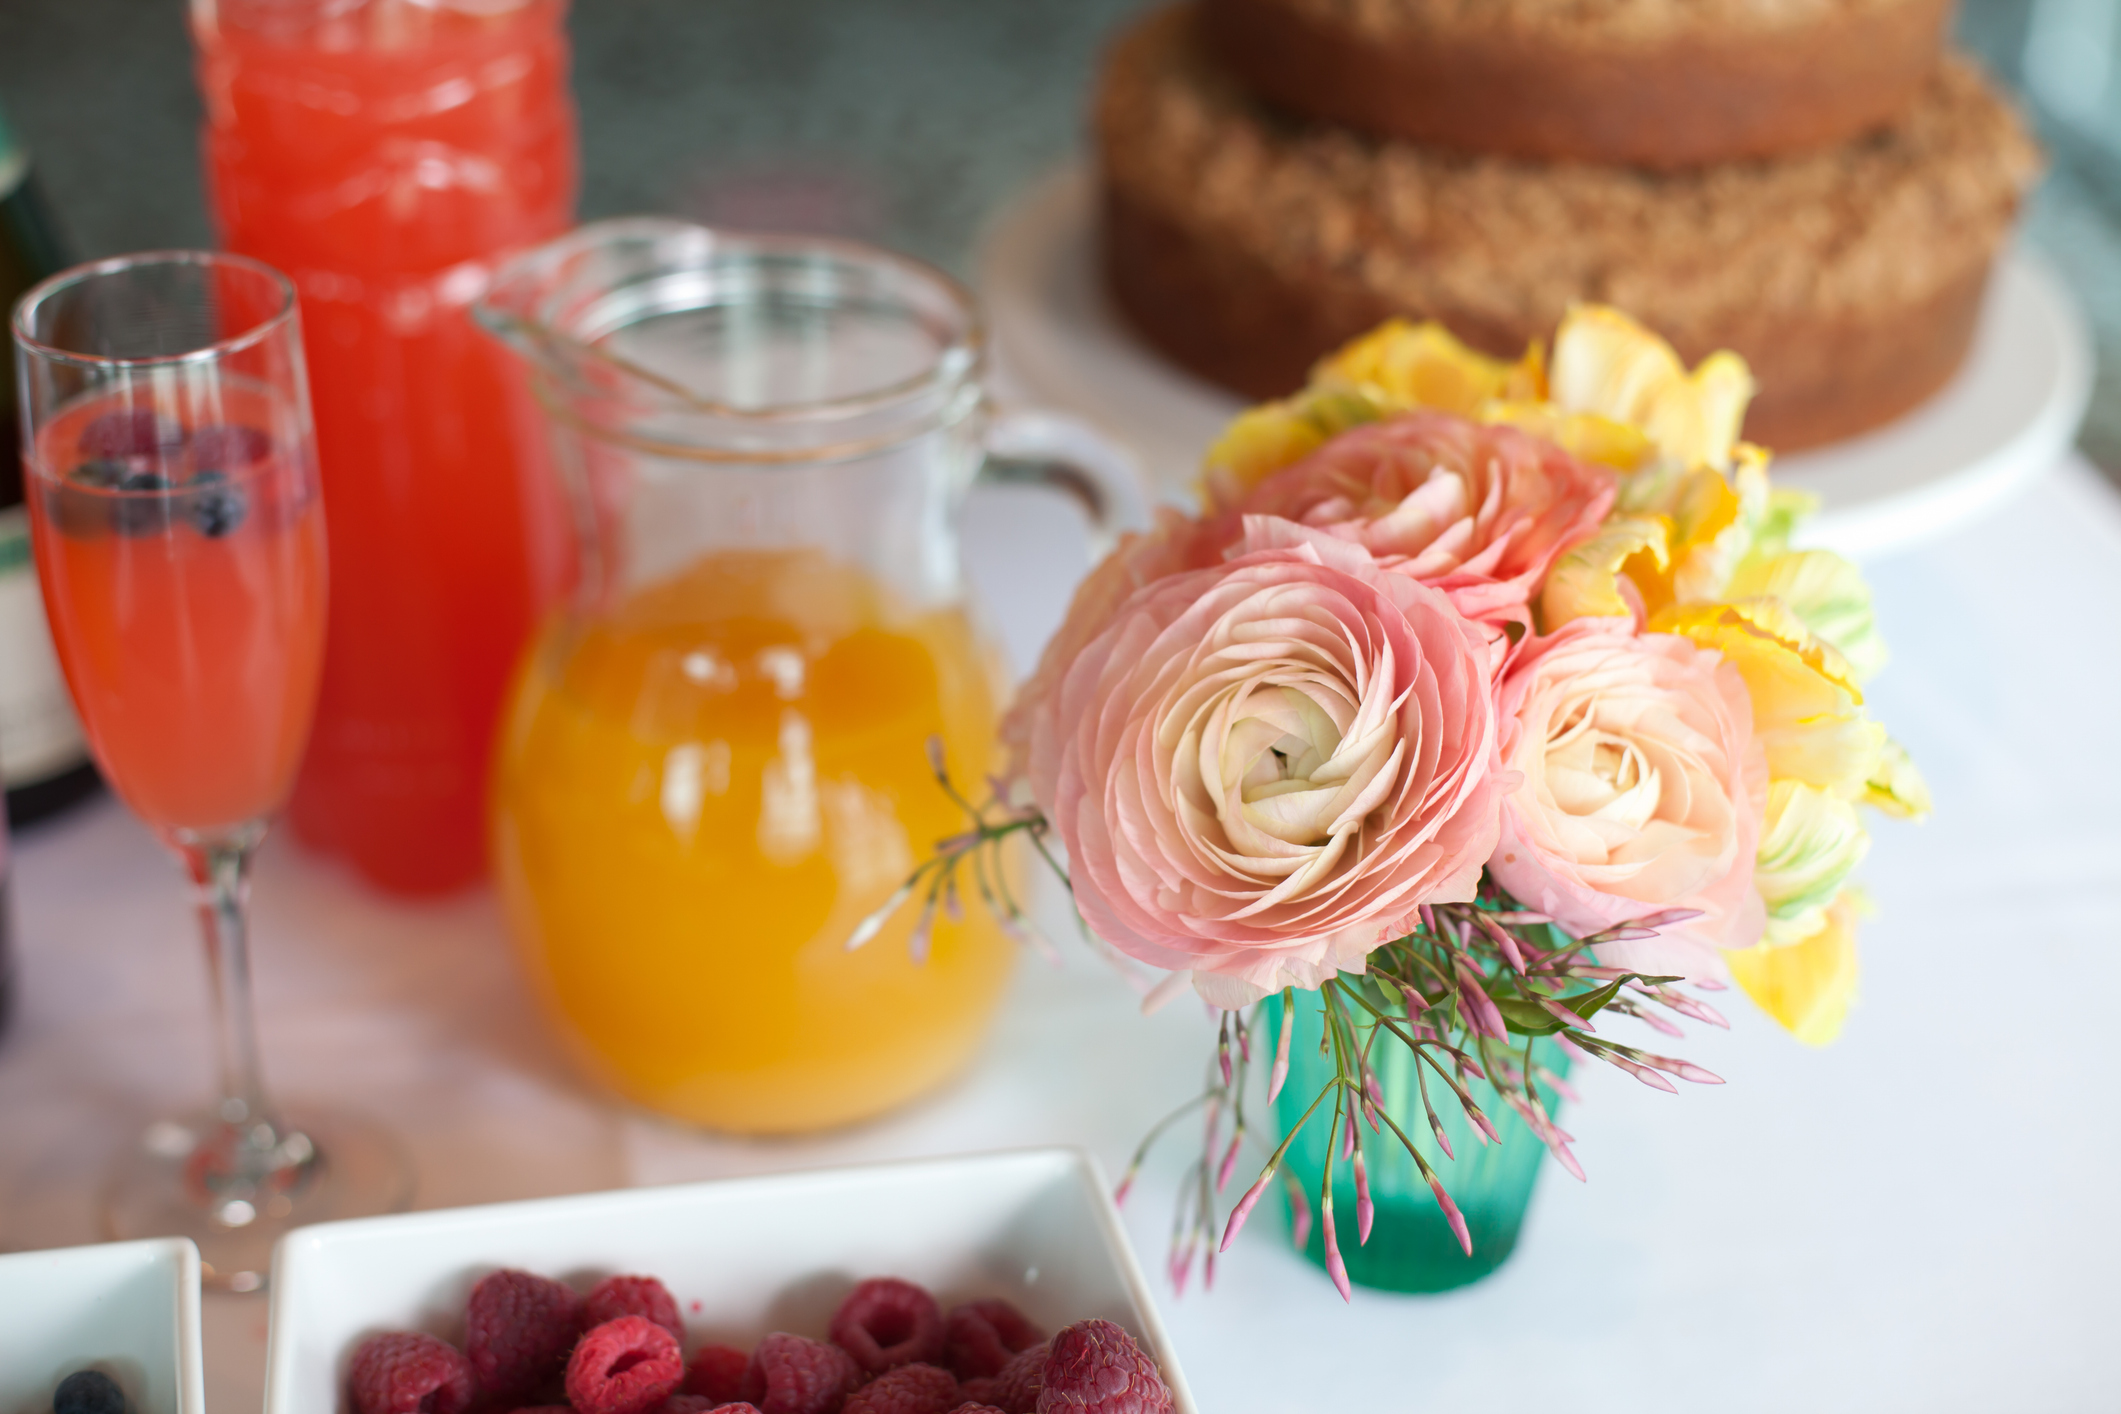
[{"x1": 192, "y1": 0, "x2": 577, "y2": 893}]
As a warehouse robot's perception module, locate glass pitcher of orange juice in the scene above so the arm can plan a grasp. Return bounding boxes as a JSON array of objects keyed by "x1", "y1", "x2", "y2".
[{"x1": 474, "y1": 219, "x2": 1134, "y2": 1134}]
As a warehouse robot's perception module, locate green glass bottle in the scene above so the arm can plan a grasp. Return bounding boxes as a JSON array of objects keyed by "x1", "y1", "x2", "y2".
[{"x1": 0, "y1": 92, "x2": 98, "y2": 833}]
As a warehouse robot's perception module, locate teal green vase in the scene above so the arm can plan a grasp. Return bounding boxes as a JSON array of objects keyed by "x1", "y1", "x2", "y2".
[{"x1": 1269, "y1": 990, "x2": 1569, "y2": 1293}]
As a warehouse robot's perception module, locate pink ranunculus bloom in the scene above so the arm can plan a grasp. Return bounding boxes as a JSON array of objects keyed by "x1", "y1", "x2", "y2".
[
  {"x1": 1001, "y1": 505, "x2": 1233, "y2": 781},
  {"x1": 1487, "y1": 618, "x2": 1770, "y2": 979},
  {"x1": 1025, "y1": 528, "x2": 1506, "y2": 1008},
  {"x1": 1234, "y1": 411, "x2": 1616, "y2": 625}
]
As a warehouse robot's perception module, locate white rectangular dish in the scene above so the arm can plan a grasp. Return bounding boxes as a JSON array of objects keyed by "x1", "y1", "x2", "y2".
[
  {"x1": 266, "y1": 1147, "x2": 1195, "y2": 1414},
  {"x1": 0, "y1": 1238, "x2": 204, "y2": 1414}
]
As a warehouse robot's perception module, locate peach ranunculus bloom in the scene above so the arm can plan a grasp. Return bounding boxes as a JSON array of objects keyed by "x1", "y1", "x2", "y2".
[
  {"x1": 1486, "y1": 618, "x2": 1769, "y2": 980},
  {"x1": 1230, "y1": 411, "x2": 1617, "y2": 626},
  {"x1": 1004, "y1": 411, "x2": 1612, "y2": 780},
  {"x1": 1024, "y1": 527, "x2": 1506, "y2": 1008},
  {"x1": 1000, "y1": 504, "x2": 1233, "y2": 781}
]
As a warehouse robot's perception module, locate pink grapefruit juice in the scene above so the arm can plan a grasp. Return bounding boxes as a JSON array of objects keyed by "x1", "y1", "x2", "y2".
[{"x1": 27, "y1": 387, "x2": 327, "y2": 836}]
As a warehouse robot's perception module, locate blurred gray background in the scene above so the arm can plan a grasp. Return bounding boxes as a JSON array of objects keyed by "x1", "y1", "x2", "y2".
[{"x1": 3, "y1": 0, "x2": 2116, "y2": 466}]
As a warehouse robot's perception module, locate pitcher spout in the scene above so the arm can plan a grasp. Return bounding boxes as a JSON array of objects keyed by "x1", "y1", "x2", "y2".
[{"x1": 473, "y1": 217, "x2": 724, "y2": 401}]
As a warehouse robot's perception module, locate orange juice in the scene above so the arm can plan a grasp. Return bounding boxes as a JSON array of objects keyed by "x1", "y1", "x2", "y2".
[{"x1": 492, "y1": 548, "x2": 1017, "y2": 1133}]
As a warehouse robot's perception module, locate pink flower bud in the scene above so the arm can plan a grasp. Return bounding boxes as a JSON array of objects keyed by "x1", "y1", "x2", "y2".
[
  {"x1": 1320, "y1": 1190, "x2": 1352, "y2": 1303},
  {"x1": 1219, "y1": 1166, "x2": 1276, "y2": 1252},
  {"x1": 1267, "y1": 998, "x2": 1296, "y2": 1104},
  {"x1": 1353, "y1": 1152, "x2": 1374, "y2": 1246},
  {"x1": 1428, "y1": 1176, "x2": 1472, "y2": 1256}
]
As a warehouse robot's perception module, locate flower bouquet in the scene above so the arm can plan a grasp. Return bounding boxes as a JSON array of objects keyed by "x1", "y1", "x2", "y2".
[{"x1": 858, "y1": 307, "x2": 1927, "y2": 1297}]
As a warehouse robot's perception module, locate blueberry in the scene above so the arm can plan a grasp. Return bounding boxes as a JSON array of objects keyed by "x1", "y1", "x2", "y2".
[
  {"x1": 77, "y1": 409, "x2": 184, "y2": 460},
  {"x1": 185, "y1": 470, "x2": 249, "y2": 539},
  {"x1": 188, "y1": 423, "x2": 272, "y2": 472},
  {"x1": 111, "y1": 471, "x2": 174, "y2": 537},
  {"x1": 54, "y1": 1370, "x2": 125, "y2": 1414}
]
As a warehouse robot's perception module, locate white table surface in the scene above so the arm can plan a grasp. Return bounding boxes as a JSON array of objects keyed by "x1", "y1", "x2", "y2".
[{"x1": 4, "y1": 456, "x2": 2117, "y2": 1413}]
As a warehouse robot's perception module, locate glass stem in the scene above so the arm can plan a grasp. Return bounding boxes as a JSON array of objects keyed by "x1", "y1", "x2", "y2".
[{"x1": 176, "y1": 826, "x2": 307, "y2": 1200}]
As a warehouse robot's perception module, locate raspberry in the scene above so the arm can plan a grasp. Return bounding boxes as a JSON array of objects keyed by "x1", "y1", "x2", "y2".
[
  {"x1": 843, "y1": 1365, "x2": 959, "y2": 1414},
  {"x1": 660, "y1": 1400, "x2": 719, "y2": 1414},
  {"x1": 955, "y1": 1383, "x2": 996, "y2": 1407},
  {"x1": 707, "y1": 1407, "x2": 762, "y2": 1414},
  {"x1": 685, "y1": 1346, "x2": 752, "y2": 1404},
  {"x1": 951, "y1": 1407, "x2": 1007, "y2": 1414},
  {"x1": 1033, "y1": 1321, "x2": 1169, "y2": 1414},
  {"x1": 506, "y1": 1407, "x2": 573, "y2": 1414},
  {"x1": 981, "y1": 1344, "x2": 1047, "y2": 1414},
  {"x1": 942, "y1": 1301, "x2": 1044, "y2": 1381},
  {"x1": 829, "y1": 1280, "x2": 944, "y2": 1374},
  {"x1": 348, "y1": 1332, "x2": 477, "y2": 1414},
  {"x1": 186, "y1": 423, "x2": 272, "y2": 472},
  {"x1": 585, "y1": 1276, "x2": 685, "y2": 1345},
  {"x1": 78, "y1": 410, "x2": 183, "y2": 460},
  {"x1": 565, "y1": 1316, "x2": 685, "y2": 1414},
  {"x1": 465, "y1": 1269, "x2": 580, "y2": 1400},
  {"x1": 744, "y1": 1333, "x2": 862, "y2": 1414}
]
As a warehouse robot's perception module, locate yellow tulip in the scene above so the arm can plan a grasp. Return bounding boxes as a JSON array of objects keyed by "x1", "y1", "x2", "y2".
[
  {"x1": 1651, "y1": 599, "x2": 1881, "y2": 796},
  {"x1": 1480, "y1": 402, "x2": 1656, "y2": 473},
  {"x1": 1549, "y1": 306, "x2": 1756, "y2": 473},
  {"x1": 1727, "y1": 545, "x2": 1887, "y2": 682},
  {"x1": 1316, "y1": 319, "x2": 1540, "y2": 415},
  {"x1": 1199, "y1": 386, "x2": 1389, "y2": 507},
  {"x1": 1864, "y1": 738, "x2": 1933, "y2": 820},
  {"x1": 1755, "y1": 780, "x2": 1870, "y2": 946},
  {"x1": 1619, "y1": 444, "x2": 1772, "y2": 605},
  {"x1": 1728, "y1": 892, "x2": 1862, "y2": 1046},
  {"x1": 1539, "y1": 516, "x2": 1669, "y2": 629}
]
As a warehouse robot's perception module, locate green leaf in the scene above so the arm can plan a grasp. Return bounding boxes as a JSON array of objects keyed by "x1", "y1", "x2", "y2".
[
  {"x1": 1489, "y1": 997, "x2": 1563, "y2": 1037},
  {"x1": 1556, "y1": 978, "x2": 1628, "y2": 1021}
]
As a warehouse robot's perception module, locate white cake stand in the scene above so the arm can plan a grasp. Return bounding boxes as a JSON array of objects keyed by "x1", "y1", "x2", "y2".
[{"x1": 978, "y1": 164, "x2": 2095, "y2": 560}]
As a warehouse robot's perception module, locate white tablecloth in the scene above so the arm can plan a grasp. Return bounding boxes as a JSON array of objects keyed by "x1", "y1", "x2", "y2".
[{"x1": 4, "y1": 460, "x2": 2116, "y2": 1412}]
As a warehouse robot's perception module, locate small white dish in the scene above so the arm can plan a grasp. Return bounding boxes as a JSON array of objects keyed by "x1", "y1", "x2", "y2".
[
  {"x1": 980, "y1": 164, "x2": 2093, "y2": 562},
  {"x1": 0, "y1": 1238, "x2": 204, "y2": 1414},
  {"x1": 266, "y1": 1147, "x2": 1196, "y2": 1414}
]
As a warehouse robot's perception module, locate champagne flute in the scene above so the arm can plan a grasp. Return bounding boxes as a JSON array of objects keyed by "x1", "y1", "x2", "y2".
[{"x1": 10, "y1": 251, "x2": 412, "y2": 1289}]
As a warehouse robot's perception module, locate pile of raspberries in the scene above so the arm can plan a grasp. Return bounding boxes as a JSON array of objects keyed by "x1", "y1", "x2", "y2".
[{"x1": 346, "y1": 1271, "x2": 1173, "y2": 1414}]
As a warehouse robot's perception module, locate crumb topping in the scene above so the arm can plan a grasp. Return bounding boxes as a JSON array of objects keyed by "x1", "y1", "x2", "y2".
[{"x1": 1098, "y1": 6, "x2": 2041, "y2": 341}]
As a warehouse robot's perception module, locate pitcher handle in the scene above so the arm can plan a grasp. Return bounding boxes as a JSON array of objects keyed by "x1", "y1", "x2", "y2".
[{"x1": 979, "y1": 409, "x2": 1154, "y2": 561}]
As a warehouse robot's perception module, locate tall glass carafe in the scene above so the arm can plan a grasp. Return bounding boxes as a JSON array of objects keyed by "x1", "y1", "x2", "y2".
[
  {"x1": 192, "y1": 0, "x2": 578, "y2": 895},
  {"x1": 476, "y1": 220, "x2": 1136, "y2": 1133}
]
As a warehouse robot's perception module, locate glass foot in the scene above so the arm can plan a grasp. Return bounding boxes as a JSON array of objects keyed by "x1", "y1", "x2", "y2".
[{"x1": 101, "y1": 1103, "x2": 414, "y2": 1291}]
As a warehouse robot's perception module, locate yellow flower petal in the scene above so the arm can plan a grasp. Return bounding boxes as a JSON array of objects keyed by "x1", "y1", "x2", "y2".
[
  {"x1": 1199, "y1": 386, "x2": 1391, "y2": 507},
  {"x1": 1750, "y1": 481, "x2": 1820, "y2": 562},
  {"x1": 1864, "y1": 738, "x2": 1933, "y2": 820},
  {"x1": 1201, "y1": 406, "x2": 1328, "y2": 508},
  {"x1": 1728, "y1": 892, "x2": 1861, "y2": 1046},
  {"x1": 1617, "y1": 461, "x2": 1753, "y2": 607},
  {"x1": 1728, "y1": 547, "x2": 1888, "y2": 682},
  {"x1": 1550, "y1": 306, "x2": 1756, "y2": 473},
  {"x1": 1481, "y1": 402, "x2": 1655, "y2": 473},
  {"x1": 1755, "y1": 780, "x2": 1870, "y2": 945},
  {"x1": 1539, "y1": 515, "x2": 1669, "y2": 630},
  {"x1": 1316, "y1": 319, "x2": 1537, "y2": 415},
  {"x1": 1651, "y1": 599, "x2": 1881, "y2": 795}
]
